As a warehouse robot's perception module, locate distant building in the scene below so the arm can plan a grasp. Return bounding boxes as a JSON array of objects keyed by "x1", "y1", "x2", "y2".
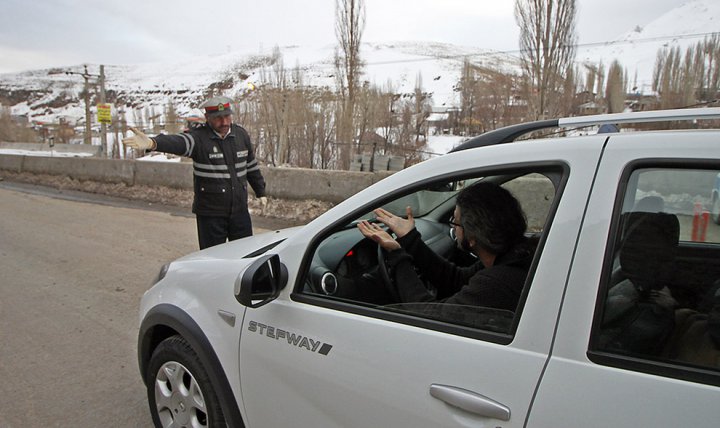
[{"x1": 427, "y1": 107, "x2": 460, "y2": 134}]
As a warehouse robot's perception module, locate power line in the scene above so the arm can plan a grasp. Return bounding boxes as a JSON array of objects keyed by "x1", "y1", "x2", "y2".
[
  {"x1": 573, "y1": 31, "x2": 719, "y2": 50},
  {"x1": 360, "y1": 32, "x2": 720, "y2": 67},
  {"x1": 244, "y1": 31, "x2": 719, "y2": 89}
]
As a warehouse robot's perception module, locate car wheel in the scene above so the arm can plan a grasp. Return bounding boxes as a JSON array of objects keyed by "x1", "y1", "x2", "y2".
[
  {"x1": 713, "y1": 196, "x2": 720, "y2": 225},
  {"x1": 147, "y1": 335, "x2": 226, "y2": 428}
]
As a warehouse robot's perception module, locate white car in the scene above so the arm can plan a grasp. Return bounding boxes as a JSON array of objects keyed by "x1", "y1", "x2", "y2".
[{"x1": 138, "y1": 108, "x2": 720, "y2": 428}]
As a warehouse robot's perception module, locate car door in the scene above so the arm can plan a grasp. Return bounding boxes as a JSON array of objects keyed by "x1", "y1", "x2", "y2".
[
  {"x1": 528, "y1": 132, "x2": 720, "y2": 427},
  {"x1": 237, "y1": 138, "x2": 606, "y2": 427}
]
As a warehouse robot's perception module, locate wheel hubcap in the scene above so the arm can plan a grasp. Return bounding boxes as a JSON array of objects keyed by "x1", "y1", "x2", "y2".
[{"x1": 155, "y1": 361, "x2": 208, "y2": 428}]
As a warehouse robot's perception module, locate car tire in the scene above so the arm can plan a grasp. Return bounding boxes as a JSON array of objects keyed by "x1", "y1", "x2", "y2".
[
  {"x1": 713, "y1": 196, "x2": 720, "y2": 225},
  {"x1": 146, "y1": 335, "x2": 226, "y2": 428}
]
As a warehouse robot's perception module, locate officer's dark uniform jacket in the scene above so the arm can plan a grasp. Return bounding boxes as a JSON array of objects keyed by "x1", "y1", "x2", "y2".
[{"x1": 152, "y1": 123, "x2": 266, "y2": 217}]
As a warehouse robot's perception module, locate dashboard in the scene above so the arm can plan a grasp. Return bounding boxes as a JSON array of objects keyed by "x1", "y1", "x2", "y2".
[{"x1": 306, "y1": 218, "x2": 456, "y2": 305}]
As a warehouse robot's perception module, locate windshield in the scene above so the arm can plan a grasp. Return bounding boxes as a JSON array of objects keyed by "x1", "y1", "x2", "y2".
[{"x1": 354, "y1": 178, "x2": 480, "y2": 221}]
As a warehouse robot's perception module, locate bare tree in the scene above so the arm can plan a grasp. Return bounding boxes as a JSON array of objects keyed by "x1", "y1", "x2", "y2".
[
  {"x1": 354, "y1": 83, "x2": 377, "y2": 156},
  {"x1": 335, "y1": 0, "x2": 365, "y2": 169},
  {"x1": 132, "y1": 108, "x2": 144, "y2": 131},
  {"x1": 558, "y1": 64, "x2": 579, "y2": 116},
  {"x1": 377, "y1": 81, "x2": 398, "y2": 155},
  {"x1": 270, "y1": 48, "x2": 291, "y2": 165},
  {"x1": 306, "y1": 89, "x2": 338, "y2": 169},
  {"x1": 458, "y1": 60, "x2": 523, "y2": 133},
  {"x1": 703, "y1": 35, "x2": 720, "y2": 102},
  {"x1": 652, "y1": 35, "x2": 720, "y2": 111},
  {"x1": 654, "y1": 46, "x2": 686, "y2": 109},
  {"x1": 606, "y1": 60, "x2": 627, "y2": 113},
  {"x1": 515, "y1": 0, "x2": 577, "y2": 119},
  {"x1": 254, "y1": 48, "x2": 291, "y2": 166},
  {"x1": 412, "y1": 73, "x2": 432, "y2": 146},
  {"x1": 595, "y1": 61, "x2": 606, "y2": 101},
  {"x1": 584, "y1": 63, "x2": 597, "y2": 95},
  {"x1": 0, "y1": 106, "x2": 39, "y2": 143},
  {"x1": 164, "y1": 100, "x2": 181, "y2": 134},
  {"x1": 458, "y1": 59, "x2": 478, "y2": 135}
]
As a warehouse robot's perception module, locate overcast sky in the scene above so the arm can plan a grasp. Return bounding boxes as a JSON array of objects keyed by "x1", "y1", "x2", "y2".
[{"x1": 0, "y1": 0, "x2": 693, "y2": 74}]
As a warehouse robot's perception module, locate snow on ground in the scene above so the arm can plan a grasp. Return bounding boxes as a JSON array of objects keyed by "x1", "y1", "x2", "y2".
[
  {"x1": 2, "y1": 1, "x2": 718, "y2": 131},
  {"x1": 425, "y1": 134, "x2": 468, "y2": 157},
  {"x1": 576, "y1": 0, "x2": 720, "y2": 93},
  {"x1": 1, "y1": 138, "x2": 464, "y2": 162},
  {"x1": 0, "y1": 148, "x2": 94, "y2": 157},
  {"x1": 1, "y1": 41, "x2": 517, "y2": 128},
  {"x1": 136, "y1": 153, "x2": 182, "y2": 162}
]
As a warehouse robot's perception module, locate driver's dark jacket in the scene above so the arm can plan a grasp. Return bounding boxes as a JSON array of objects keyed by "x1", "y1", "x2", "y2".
[
  {"x1": 388, "y1": 228, "x2": 534, "y2": 311},
  {"x1": 152, "y1": 124, "x2": 266, "y2": 216}
]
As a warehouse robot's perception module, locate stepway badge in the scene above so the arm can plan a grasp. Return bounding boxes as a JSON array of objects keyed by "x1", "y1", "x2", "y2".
[{"x1": 247, "y1": 321, "x2": 333, "y2": 356}]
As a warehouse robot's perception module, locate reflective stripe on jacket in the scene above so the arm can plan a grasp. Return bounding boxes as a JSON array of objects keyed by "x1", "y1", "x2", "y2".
[{"x1": 153, "y1": 124, "x2": 266, "y2": 216}]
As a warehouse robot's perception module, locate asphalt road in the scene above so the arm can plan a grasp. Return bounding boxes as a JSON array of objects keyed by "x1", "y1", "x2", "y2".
[{"x1": 0, "y1": 182, "x2": 277, "y2": 427}]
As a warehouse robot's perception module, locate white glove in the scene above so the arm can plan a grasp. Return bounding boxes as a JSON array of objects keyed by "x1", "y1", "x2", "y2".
[
  {"x1": 260, "y1": 196, "x2": 268, "y2": 210},
  {"x1": 122, "y1": 127, "x2": 155, "y2": 151}
]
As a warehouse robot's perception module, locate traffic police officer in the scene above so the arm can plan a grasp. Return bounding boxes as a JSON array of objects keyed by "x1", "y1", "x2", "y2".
[{"x1": 123, "y1": 96, "x2": 267, "y2": 249}]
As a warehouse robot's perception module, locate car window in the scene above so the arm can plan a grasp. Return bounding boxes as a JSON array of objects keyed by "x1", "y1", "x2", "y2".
[
  {"x1": 591, "y1": 167, "x2": 720, "y2": 379},
  {"x1": 353, "y1": 178, "x2": 480, "y2": 220},
  {"x1": 635, "y1": 169, "x2": 720, "y2": 243},
  {"x1": 298, "y1": 167, "x2": 560, "y2": 341}
]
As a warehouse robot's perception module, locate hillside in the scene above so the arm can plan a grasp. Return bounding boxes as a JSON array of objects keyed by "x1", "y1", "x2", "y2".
[
  {"x1": 0, "y1": 42, "x2": 516, "y2": 127},
  {"x1": 576, "y1": 0, "x2": 719, "y2": 92},
  {"x1": 0, "y1": 0, "x2": 717, "y2": 129}
]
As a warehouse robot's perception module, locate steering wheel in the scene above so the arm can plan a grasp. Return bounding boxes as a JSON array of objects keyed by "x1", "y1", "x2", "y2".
[
  {"x1": 376, "y1": 242, "x2": 438, "y2": 302},
  {"x1": 377, "y1": 245, "x2": 402, "y2": 301}
]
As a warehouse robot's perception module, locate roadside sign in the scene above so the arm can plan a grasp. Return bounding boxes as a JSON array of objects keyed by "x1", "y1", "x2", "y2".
[{"x1": 97, "y1": 103, "x2": 112, "y2": 124}]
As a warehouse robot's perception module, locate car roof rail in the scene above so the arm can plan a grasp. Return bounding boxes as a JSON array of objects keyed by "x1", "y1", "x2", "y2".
[{"x1": 449, "y1": 107, "x2": 720, "y2": 153}]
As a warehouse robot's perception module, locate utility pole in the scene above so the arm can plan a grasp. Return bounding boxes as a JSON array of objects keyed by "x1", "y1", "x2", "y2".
[
  {"x1": 98, "y1": 65, "x2": 107, "y2": 157},
  {"x1": 64, "y1": 65, "x2": 105, "y2": 153}
]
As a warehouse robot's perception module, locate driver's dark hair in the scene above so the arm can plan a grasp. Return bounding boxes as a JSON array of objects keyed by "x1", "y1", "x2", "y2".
[{"x1": 456, "y1": 181, "x2": 527, "y2": 255}]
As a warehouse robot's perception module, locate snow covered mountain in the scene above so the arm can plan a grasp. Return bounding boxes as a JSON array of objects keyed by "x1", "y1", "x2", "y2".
[
  {"x1": 0, "y1": 41, "x2": 516, "y2": 127},
  {"x1": 576, "y1": 0, "x2": 719, "y2": 93},
  {"x1": 0, "y1": 0, "x2": 717, "y2": 127}
]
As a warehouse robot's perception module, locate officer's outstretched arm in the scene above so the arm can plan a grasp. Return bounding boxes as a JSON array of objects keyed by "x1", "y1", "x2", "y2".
[{"x1": 122, "y1": 127, "x2": 156, "y2": 151}]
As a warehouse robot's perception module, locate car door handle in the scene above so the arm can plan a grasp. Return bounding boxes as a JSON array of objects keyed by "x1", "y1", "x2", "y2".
[{"x1": 429, "y1": 384, "x2": 511, "y2": 421}]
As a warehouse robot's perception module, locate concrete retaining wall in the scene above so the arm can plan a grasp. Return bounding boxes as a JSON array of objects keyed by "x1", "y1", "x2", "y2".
[
  {"x1": 262, "y1": 167, "x2": 392, "y2": 201},
  {"x1": 0, "y1": 154, "x2": 390, "y2": 203},
  {"x1": 2, "y1": 154, "x2": 717, "y2": 207},
  {"x1": 0, "y1": 154, "x2": 561, "y2": 218},
  {"x1": 21, "y1": 157, "x2": 136, "y2": 185},
  {"x1": 134, "y1": 161, "x2": 193, "y2": 189},
  {"x1": 0, "y1": 154, "x2": 24, "y2": 173},
  {"x1": 0, "y1": 141, "x2": 102, "y2": 156}
]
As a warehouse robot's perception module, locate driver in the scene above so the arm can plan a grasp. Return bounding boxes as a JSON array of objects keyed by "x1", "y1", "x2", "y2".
[{"x1": 357, "y1": 182, "x2": 535, "y2": 311}]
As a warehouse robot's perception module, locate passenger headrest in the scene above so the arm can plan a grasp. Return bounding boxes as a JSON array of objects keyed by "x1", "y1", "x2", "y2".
[
  {"x1": 620, "y1": 212, "x2": 680, "y2": 293},
  {"x1": 633, "y1": 196, "x2": 664, "y2": 213}
]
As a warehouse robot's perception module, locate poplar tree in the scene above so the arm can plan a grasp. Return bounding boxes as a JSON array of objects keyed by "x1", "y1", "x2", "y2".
[
  {"x1": 515, "y1": 0, "x2": 577, "y2": 119},
  {"x1": 606, "y1": 60, "x2": 627, "y2": 113},
  {"x1": 335, "y1": 0, "x2": 365, "y2": 169}
]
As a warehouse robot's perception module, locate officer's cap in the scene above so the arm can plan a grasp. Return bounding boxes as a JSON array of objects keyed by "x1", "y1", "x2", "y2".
[{"x1": 202, "y1": 96, "x2": 233, "y2": 118}]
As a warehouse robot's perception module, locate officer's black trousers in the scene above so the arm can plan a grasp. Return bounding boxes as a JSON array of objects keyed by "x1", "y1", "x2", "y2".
[{"x1": 196, "y1": 212, "x2": 253, "y2": 249}]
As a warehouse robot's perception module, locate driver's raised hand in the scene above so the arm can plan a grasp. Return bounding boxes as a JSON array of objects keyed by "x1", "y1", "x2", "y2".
[
  {"x1": 357, "y1": 221, "x2": 401, "y2": 251},
  {"x1": 373, "y1": 206, "x2": 415, "y2": 238}
]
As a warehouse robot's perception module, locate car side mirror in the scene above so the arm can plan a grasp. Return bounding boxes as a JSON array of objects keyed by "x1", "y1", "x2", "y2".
[{"x1": 235, "y1": 254, "x2": 288, "y2": 308}]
